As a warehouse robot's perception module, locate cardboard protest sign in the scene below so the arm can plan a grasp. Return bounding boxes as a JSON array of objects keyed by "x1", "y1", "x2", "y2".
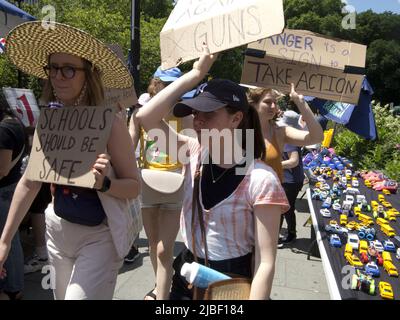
[
  {"x1": 241, "y1": 29, "x2": 367, "y2": 104},
  {"x1": 105, "y1": 44, "x2": 138, "y2": 108},
  {"x1": 160, "y1": 0, "x2": 285, "y2": 69},
  {"x1": 25, "y1": 106, "x2": 116, "y2": 188},
  {"x1": 2, "y1": 88, "x2": 40, "y2": 127}
]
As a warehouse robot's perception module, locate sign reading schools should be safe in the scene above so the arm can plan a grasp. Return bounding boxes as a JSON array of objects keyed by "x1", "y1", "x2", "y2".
[
  {"x1": 25, "y1": 106, "x2": 116, "y2": 188},
  {"x1": 241, "y1": 29, "x2": 367, "y2": 104},
  {"x1": 160, "y1": 0, "x2": 285, "y2": 69}
]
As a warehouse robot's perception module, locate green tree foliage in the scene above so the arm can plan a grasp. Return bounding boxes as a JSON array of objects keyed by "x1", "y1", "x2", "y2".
[
  {"x1": 333, "y1": 102, "x2": 400, "y2": 181},
  {"x1": 1, "y1": 0, "x2": 399, "y2": 104}
]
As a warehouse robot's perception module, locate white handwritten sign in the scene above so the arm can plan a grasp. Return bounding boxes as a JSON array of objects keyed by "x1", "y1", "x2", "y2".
[
  {"x1": 2, "y1": 88, "x2": 40, "y2": 127},
  {"x1": 25, "y1": 106, "x2": 116, "y2": 188},
  {"x1": 160, "y1": 0, "x2": 285, "y2": 69}
]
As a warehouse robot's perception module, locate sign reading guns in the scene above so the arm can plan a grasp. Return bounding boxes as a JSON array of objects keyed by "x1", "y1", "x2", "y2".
[
  {"x1": 160, "y1": 0, "x2": 285, "y2": 69},
  {"x1": 241, "y1": 29, "x2": 367, "y2": 104},
  {"x1": 25, "y1": 106, "x2": 116, "y2": 188}
]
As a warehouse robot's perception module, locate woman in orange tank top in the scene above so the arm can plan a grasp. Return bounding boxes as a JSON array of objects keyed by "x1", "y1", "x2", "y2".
[{"x1": 248, "y1": 83, "x2": 324, "y2": 181}]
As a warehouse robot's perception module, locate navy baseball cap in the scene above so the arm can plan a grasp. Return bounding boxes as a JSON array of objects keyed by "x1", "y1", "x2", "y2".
[{"x1": 173, "y1": 79, "x2": 249, "y2": 118}]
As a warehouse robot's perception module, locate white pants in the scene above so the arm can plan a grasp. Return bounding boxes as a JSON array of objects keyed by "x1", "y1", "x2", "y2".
[{"x1": 45, "y1": 205, "x2": 123, "y2": 300}]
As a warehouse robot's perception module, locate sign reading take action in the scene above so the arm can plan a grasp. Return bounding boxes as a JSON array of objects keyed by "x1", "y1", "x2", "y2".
[{"x1": 241, "y1": 29, "x2": 367, "y2": 104}]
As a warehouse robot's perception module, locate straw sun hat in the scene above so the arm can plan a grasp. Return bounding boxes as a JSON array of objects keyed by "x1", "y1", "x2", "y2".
[{"x1": 5, "y1": 21, "x2": 133, "y2": 89}]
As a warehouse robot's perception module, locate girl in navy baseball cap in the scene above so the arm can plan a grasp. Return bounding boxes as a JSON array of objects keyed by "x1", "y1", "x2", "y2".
[{"x1": 137, "y1": 47, "x2": 289, "y2": 300}]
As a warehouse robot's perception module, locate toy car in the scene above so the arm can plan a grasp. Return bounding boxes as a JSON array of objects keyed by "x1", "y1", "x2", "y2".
[
  {"x1": 345, "y1": 195, "x2": 354, "y2": 204},
  {"x1": 370, "y1": 240, "x2": 384, "y2": 252},
  {"x1": 325, "y1": 224, "x2": 348, "y2": 235},
  {"x1": 345, "y1": 253, "x2": 364, "y2": 267},
  {"x1": 368, "y1": 247, "x2": 383, "y2": 266},
  {"x1": 378, "y1": 194, "x2": 385, "y2": 203},
  {"x1": 359, "y1": 240, "x2": 369, "y2": 254},
  {"x1": 358, "y1": 199, "x2": 371, "y2": 212},
  {"x1": 352, "y1": 179, "x2": 359, "y2": 187},
  {"x1": 332, "y1": 202, "x2": 341, "y2": 211},
  {"x1": 382, "y1": 189, "x2": 391, "y2": 195},
  {"x1": 346, "y1": 221, "x2": 358, "y2": 231},
  {"x1": 383, "y1": 260, "x2": 398, "y2": 277},
  {"x1": 373, "y1": 180, "x2": 398, "y2": 192},
  {"x1": 340, "y1": 214, "x2": 348, "y2": 226},
  {"x1": 381, "y1": 201, "x2": 392, "y2": 208},
  {"x1": 365, "y1": 262, "x2": 380, "y2": 277},
  {"x1": 360, "y1": 252, "x2": 369, "y2": 264},
  {"x1": 351, "y1": 269, "x2": 376, "y2": 295},
  {"x1": 379, "y1": 281, "x2": 394, "y2": 300},
  {"x1": 320, "y1": 208, "x2": 331, "y2": 218},
  {"x1": 383, "y1": 240, "x2": 396, "y2": 252},
  {"x1": 396, "y1": 248, "x2": 400, "y2": 260},
  {"x1": 322, "y1": 197, "x2": 332, "y2": 209},
  {"x1": 347, "y1": 233, "x2": 360, "y2": 250},
  {"x1": 329, "y1": 234, "x2": 342, "y2": 248}
]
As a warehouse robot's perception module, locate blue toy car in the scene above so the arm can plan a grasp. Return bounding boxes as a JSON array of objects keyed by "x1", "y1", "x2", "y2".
[
  {"x1": 364, "y1": 262, "x2": 380, "y2": 277},
  {"x1": 383, "y1": 240, "x2": 396, "y2": 252},
  {"x1": 329, "y1": 234, "x2": 342, "y2": 247}
]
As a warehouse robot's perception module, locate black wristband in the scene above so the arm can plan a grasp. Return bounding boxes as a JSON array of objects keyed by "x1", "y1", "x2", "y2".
[{"x1": 99, "y1": 176, "x2": 111, "y2": 192}]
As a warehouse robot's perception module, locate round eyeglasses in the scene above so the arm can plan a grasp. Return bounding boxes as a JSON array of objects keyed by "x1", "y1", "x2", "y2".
[{"x1": 43, "y1": 65, "x2": 86, "y2": 79}]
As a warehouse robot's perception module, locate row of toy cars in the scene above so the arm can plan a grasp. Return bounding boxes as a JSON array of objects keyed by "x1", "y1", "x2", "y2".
[{"x1": 307, "y1": 151, "x2": 400, "y2": 299}]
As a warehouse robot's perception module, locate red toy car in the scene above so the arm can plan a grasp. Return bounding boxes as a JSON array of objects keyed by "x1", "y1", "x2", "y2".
[{"x1": 360, "y1": 252, "x2": 369, "y2": 264}]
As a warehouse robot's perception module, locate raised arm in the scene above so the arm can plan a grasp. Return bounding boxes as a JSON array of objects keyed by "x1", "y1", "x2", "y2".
[
  {"x1": 284, "y1": 83, "x2": 324, "y2": 146},
  {"x1": 136, "y1": 48, "x2": 217, "y2": 148}
]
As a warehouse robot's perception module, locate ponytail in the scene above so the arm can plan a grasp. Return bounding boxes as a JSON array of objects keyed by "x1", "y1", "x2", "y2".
[{"x1": 226, "y1": 104, "x2": 266, "y2": 162}]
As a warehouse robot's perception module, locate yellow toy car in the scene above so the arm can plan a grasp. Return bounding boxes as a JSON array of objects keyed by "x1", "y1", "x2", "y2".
[
  {"x1": 382, "y1": 251, "x2": 392, "y2": 262},
  {"x1": 365, "y1": 180, "x2": 372, "y2": 187},
  {"x1": 383, "y1": 260, "x2": 398, "y2": 277},
  {"x1": 379, "y1": 281, "x2": 394, "y2": 300},
  {"x1": 345, "y1": 253, "x2": 364, "y2": 267},
  {"x1": 329, "y1": 220, "x2": 338, "y2": 226},
  {"x1": 378, "y1": 194, "x2": 385, "y2": 202},
  {"x1": 358, "y1": 214, "x2": 374, "y2": 226},
  {"x1": 382, "y1": 189, "x2": 391, "y2": 195},
  {"x1": 359, "y1": 240, "x2": 368, "y2": 254},
  {"x1": 371, "y1": 200, "x2": 379, "y2": 209},
  {"x1": 376, "y1": 217, "x2": 389, "y2": 226},
  {"x1": 381, "y1": 224, "x2": 396, "y2": 237},
  {"x1": 346, "y1": 221, "x2": 358, "y2": 231},
  {"x1": 353, "y1": 207, "x2": 361, "y2": 216},
  {"x1": 381, "y1": 201, "x2": 392, "y2": 208},
  {"x1": 340, "y1": 214, "x2": 348, "y2": 226},
  {"x1": 345, "y1": 243, "x2": 353, "y2": 256},
  {"x1": 388, "y1": 208, "x2": 399, "y2": 216}
]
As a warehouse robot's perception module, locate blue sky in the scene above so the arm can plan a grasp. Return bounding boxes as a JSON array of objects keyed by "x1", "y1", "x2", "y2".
[{"x1": 344, "y1": 0, "x2": 400, "y2": 14}]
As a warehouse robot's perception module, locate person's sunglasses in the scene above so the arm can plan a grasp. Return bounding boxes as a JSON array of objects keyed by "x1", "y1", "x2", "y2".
[{"x1": 43, "y1": 65, "x2": 86, "y2": 79}]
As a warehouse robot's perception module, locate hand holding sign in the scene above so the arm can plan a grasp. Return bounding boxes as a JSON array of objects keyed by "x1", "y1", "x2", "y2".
[
  {"x1": 289, "y1": 83, "x2": 304, "y2": 105},
  {"x1": 193, "y1": 45, "x2": 218, "y2": 78},
  {"x1": 92, "y1": 153, "x2": 111, "y2": 190}
]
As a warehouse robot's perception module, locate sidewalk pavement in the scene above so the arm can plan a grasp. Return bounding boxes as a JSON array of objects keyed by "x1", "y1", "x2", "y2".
[{"x1": 22, "y1": 185, "x2": 330, "y2": 300}]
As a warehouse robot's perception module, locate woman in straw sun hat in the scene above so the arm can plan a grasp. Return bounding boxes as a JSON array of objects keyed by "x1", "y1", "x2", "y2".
[{"x1": 0, "y1": 21, "x2": 139, "y2": 300}]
